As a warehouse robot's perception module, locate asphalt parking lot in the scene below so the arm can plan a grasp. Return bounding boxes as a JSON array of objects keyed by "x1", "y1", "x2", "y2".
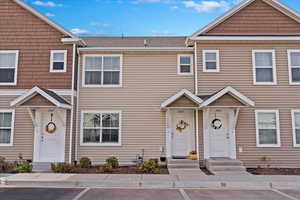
[{"x1": 0, "y1": 188, "x2": 300, "y2": 200}]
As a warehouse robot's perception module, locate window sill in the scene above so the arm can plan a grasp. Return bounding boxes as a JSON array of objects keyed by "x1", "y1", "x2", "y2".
[
  {"x1": 177, "y1": 73, "x2": 193, "y2": 76},
  {"x1": 0, "y1": 83, "x2": 17, "y2": 86},
  {"x1": 82, "y1": 84, "x2": 122, "y2": 88},
  {"x1": 80, "y1": 143, "x2": 122, "y2": 147},
  {"x1": 253, "y1": 82, "x2": 277, "y2": 85},
  {"x1": 256, "y1": 145, "x2": 281, "y2": 148},
  {"x1": 0, "y1": 144, "x2": 13, "y2": 147}
]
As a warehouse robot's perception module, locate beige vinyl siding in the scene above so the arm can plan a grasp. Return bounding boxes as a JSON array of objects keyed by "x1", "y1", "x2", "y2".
[
  {"x1": 197, "y1": 42, "x2": 300, "y2": 168},
  {"x1": 0, "y1": 95, "x2": 71, "y2": 162},
  {"x1": 78, "y1": 51, "x2": 194, "y2": 164}
]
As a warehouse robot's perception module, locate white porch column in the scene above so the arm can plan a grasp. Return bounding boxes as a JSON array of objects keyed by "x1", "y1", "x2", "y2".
[
  {"x1": 195, "y1": 109, "x2": 200, "y2": 161},
  {"x1": 165, "y1": 109, "x2": 172, "y2": 158},
  {"x1": 203, "y1": 108, "x2": 210, "y2": 159}
]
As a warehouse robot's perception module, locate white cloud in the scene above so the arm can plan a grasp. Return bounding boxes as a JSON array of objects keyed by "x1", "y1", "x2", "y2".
[
  {"x1": 171, "y1": 5, "x2": 179, "y2": 10},
  {"x1": 70, "y1": 28, "x2": 90, "y2": 35},
  {"x1": 32, "y1": 1, "x2": 63, "y2": 7},
  {"x1": 45, "y1": 12, "x2": 55, "y2": 17},
  {"x1": 151, "y1": 30, "x2": 174, "y2": 35},
  {"x1": 183, "y1": 0, "x2": 229, "y2": 13},
  {"x1": 90, "y1": 22, "x2": 110, "y2": 27}
]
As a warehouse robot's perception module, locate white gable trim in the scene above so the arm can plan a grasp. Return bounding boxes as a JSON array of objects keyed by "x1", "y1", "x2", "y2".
[
  {"x1": 10, "y1": 86, "x2": 71, "y2": 109},
  {"x1": 14, "y1": 0, "x2": 81, "y2": 42},
  {"x1": 200, "y1": 86, "x2": 255, "y2": 107},
  {"x1": 161, "y1": 89, "x2": 203, "y2": 109},
  {"x1": 190, "y1": 0, "x2": 300, "y2": 37}
]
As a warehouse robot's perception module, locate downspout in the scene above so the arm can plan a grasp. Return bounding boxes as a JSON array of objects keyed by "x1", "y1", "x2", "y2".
[
  {"x1": 194, "y1": 41, "x2": 198, "y2": 95},
  {"x1": 75, "y1": 51, "x2": 81, "y2": 161},
  {"x1": 69, "y1": 43, "x2": 76, "y2": 163}
]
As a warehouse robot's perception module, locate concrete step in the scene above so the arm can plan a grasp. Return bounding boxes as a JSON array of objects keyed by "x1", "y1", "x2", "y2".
[
  {"x1": 168, "y1": 159, "x2": 199, "y2": 165},
  {"x1": 168, "y1": 163, "x2": 199, "y2": 169},
  {"x1": 208, "y1": 165, "x2": 246, "y2": 172},
  {"x1": 206, "y1": 160, "x2": 243, "y2": 167},
  {"x1": 32, "y1": 162, "x2": 52, "y2": 172}
]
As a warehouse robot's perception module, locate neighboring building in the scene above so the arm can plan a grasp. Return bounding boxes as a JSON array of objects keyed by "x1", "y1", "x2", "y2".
[
  {"x1": 0, "y1": 0, "x2": 83, "y2": 170},
  {"x1": 1, "y1": 0, "x2": 300, "y2": 171}
]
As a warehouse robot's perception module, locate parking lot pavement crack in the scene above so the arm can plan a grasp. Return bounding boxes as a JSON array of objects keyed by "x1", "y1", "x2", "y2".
[
  {"x1": 272, "y1": 189, "x2": 300, "y2": 200},
  {"x1": 72, "y1": 188, "x2": 90, "y2": 200},
  {"x1": 179, "y1": 189, "x2": 191, "y2": 200}
]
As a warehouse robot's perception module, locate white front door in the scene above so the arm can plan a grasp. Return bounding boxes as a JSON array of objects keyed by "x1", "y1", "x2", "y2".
[
  {"x1": 172, "y1": 110, "x2": 195, "y2": 158},
  {"x1": 34, "y1": 109, "x2": 66, "y2": 163},
  {"x1": 209, "y1": 110, "x2": 229, "y2": 157}
]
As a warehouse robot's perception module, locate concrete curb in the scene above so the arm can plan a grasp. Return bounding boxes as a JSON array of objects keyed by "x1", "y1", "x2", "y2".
[{"x1": 3, "y1": 180, "x2": 300, "y2": 189}]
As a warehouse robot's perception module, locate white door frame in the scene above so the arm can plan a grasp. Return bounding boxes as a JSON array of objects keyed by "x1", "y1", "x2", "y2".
[
  {"x1": 165, "y1": 108, "x2": 196, "y2": 158},
  {"x1": 203, "y1": 108, "x2": 238, "y2": 159},
  {"x1": 33, "y1": 108, "x2": 66, "y2": 163}
]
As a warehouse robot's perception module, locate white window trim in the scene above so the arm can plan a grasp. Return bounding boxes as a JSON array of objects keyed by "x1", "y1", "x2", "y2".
[
  {"x1": 0, "y1": 109, "x2": 15, "y2": 147},
  {"x1": 177, "y1": 54, "x2": 193, "y2": 75},
  {"x1": 50, "y1": 50, "x2": 67, "y2": 73},
  {"x1": 82, "y1": 54, "x2": 123, "y2": 88},
  {"x1": 288, "y1": 50, "x2": 300, "y2": 85},
  {"x1": 255, "y1": 110, "x2": 281, "y2": 148},
  {"x1": 0, "y1": 50, "x2": 19, "y2": 86},
  {"x1": 291, "y1": 110, "x2": 300, "y2": 147},
  {"x1": 80, "y1": 110, "x2": 122, "y2": 146},
  {"x1": 203, "y1": 50, "x2": 220, "y2": 72},
  {"x1": 252, "y1": 50, "x2": 277, "y2": 85}
]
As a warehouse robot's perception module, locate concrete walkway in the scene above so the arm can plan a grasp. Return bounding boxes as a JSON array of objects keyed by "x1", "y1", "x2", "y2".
[{"x1": 1, "y1": 173, "x2": 300, "y2": 189}]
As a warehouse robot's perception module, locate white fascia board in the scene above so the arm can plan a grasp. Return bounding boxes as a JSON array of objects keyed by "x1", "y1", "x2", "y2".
[
  {"x1": 78, "y1": 47, "x2": 194, "y2": 52},
  {"x1": 189, "y1": 36, "x2": 300, "y2": 41},
  {"x1": 161, "y1": 89, "x2": 203, "y2": 108},
  {"x1": 200, "y1": 86, "x2": 255, "y2": 107},
  {"x1": 61, "y1": 38, "x2": 86, "y2": 46},
  {"x1": 14, "y1": 0, "x2": 78, "y2": 39}
]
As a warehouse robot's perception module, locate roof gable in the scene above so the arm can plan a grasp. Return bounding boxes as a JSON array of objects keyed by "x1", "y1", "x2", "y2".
[
  {"x1": 13, "y1": 0, "x2": 77, "y2": 39},
  {"x1": 192, "y1": 0, "x2": 300, "y2": 37}
]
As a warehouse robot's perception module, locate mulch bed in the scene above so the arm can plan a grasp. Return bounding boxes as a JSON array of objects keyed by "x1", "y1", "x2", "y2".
[
  {"x1": 73, "y1": 166, "x2": 169, "y2": 174},
  {"x1": 247, "y1": 168, "x2": 300, "y2": 175}
]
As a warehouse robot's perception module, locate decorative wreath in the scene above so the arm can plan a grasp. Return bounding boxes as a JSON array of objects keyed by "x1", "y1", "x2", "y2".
[
  {"x1": 46, "y1": 122, "x2": 57, "y2": 134},
  {"x1": 176, "y1": 120, "x2": 189, "y2": 132},
  {"x1": 211, "y1": 119, "x2": 222, "y2": 130}
]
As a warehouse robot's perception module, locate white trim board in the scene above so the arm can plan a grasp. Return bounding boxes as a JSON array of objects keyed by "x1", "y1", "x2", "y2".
[
  {"x1": 190, "y1": 0, "x2": 300, "y2": 37},
  {"x1": 177, "y1": 54, "x2": 194, "y2": 76},
  {"x1": 0, "y1": 50, "x2": 19, "y2": 86},
  {"x1": 200, "y1": 86, "x2": 255, "y2": 107},
  {"x1": 0, "y1": 89, "x2": 75, "y2": 96},
  {"x1": 291, "y1": 110, "x2": 300, "y2": 147},
  {"x1": 161, "y1": 89, "x2": 203, "y2": 109},
  {"x1": 78, "y1": 47, "x2": 194, "y2": 52},
  {"x1": 203, "y1": 50, "x2": 220, "y2": 72},
  {"x1": 288, "y1": 49, "x2": 300, "y2": 85},
  {"x1": 189, "y1": 36, "x2": 300, "y2": 41},
  {"x1": 50, "y1": 50, "x2": 68, "y2": 73},
  {"x1": 0, "y1": 109, "x2": 15, "y2": 147},
  {"x1": 10, "y1": 86, "x2": 71, "y2": 109}
]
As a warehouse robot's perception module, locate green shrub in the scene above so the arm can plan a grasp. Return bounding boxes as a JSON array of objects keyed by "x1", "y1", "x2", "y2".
[
  {"x1": 105, "y1": 156, "x2": 119, "y2": 168},
  {"x1": 14, "y1": 162, "x2": 32, "y2": 173},
  {"x1": 51, "y1": 163, "x2": 75, "y2": 173},
  {"x1": 139, "y1": 160, "x2": 159, "y2": 174},
  {"x1": 79, "y1": 157, "x2": 91, "y2": 168},
  {"x1": 149, "y1": 159, "x2": 159, "y2": 167},
  {"x1": 102, "y1": 163, "x2": 113, "y2": 173}
]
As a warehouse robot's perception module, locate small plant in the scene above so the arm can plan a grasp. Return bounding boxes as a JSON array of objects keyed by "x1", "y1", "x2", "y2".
[
  {"x1": 149, "y1": 159, "x2": 159, "y2": 168},
  {"x1": 102, "y1": 163, "x2": 113, "y2": 173},
  {"x1": 14, "y1": 162, "x2": 32, "y2": 173},
  {"x1": 79, "y1": 157, "x2": 91, "y2": 168},
  {"x1": 105, "y1": 156, "x2": 119, "y2": 168},
  {"x1": 260, "y1": 156, "x2": 271, "y2": 168},
  {"x1": 139, "y1": 160, "x2": 159, "y2": 174},
  {"x1": 51, "y1": 163, "x2": 75, "y2": 173}
]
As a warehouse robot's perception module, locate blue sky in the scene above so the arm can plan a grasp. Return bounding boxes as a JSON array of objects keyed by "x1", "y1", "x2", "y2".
[{"x1": 24, "y1": 0, "x2": 300, "y2": 36}]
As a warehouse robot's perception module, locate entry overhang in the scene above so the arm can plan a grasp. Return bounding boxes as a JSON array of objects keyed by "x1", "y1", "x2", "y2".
[{"x1": 10, "y1": 86, "x2": 71, "y2": 109}]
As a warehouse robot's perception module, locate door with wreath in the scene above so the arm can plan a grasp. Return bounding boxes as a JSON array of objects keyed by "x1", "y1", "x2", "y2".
[
  {"x1": 34, "y1": 109, "x2": 66, "y2": 162},
  {"x1": 172, "y1": 110, "x2": 194, "y2": 158}
]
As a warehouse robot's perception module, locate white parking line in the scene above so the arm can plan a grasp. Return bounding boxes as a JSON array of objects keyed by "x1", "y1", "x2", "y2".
[
  {"x1": 72, "y1": 188, "x2": 90, "y2": 200},
  {"x1": 179, "y1": 189, "x2": 191, "y2": 200},
  {"x1": 272, "y1": 189, "x2": 300, "y2": 200}
]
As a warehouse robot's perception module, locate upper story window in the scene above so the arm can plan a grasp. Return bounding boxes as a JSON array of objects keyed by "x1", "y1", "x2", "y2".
[
  {"x1": 255, "y1": 110, "x2": 280, "y2": 147},
  {"x1": 292, "y1": 110, "x2": 300, "y2": 147},
  {"x1": 0, "y1": 110, "x2": 14, "y2": 146},
  {"x1": 252, "y1": 50, "x2": 277, "y2": 85},
  {"x1": 0, "y1": 51, "x2": 19, "y2": 85},
  {"x1": 83, "y1": 55, "x2": 122, "y2": 87},
  {"x1": 81, "y1": 111, "x2": 121, "y2": 146},
  {"x1": 177, "y1": 54, "x2": 193, "y2": 75},
  {"x1": 50, "y1": 50, "x2": 67, "y2": 72},
  {"x1": 288, "y1": 50, "x2": 300, "y2": 85},
  {"x1": 203, "y1": 50, "x2": 220, "y2": 72}
]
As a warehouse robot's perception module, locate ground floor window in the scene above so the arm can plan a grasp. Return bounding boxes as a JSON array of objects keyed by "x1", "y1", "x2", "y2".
[
  {"x1": 81, "y1": 110, "x2": 121, "y2": 145},
  {"x1": 255, "y1": 110, "x2": 280, "y2": 147},
  {"x1": 0, "y1": 110, "x2": 14, "y2": 146},
  {"x1": 292, "y1": 110, "x2": 300, "y2": 147}
]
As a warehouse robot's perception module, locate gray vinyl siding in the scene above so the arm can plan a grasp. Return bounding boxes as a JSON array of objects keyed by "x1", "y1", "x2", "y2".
[{"x1": 77, "y1": 51, "x2": 194, "y2": 164}]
